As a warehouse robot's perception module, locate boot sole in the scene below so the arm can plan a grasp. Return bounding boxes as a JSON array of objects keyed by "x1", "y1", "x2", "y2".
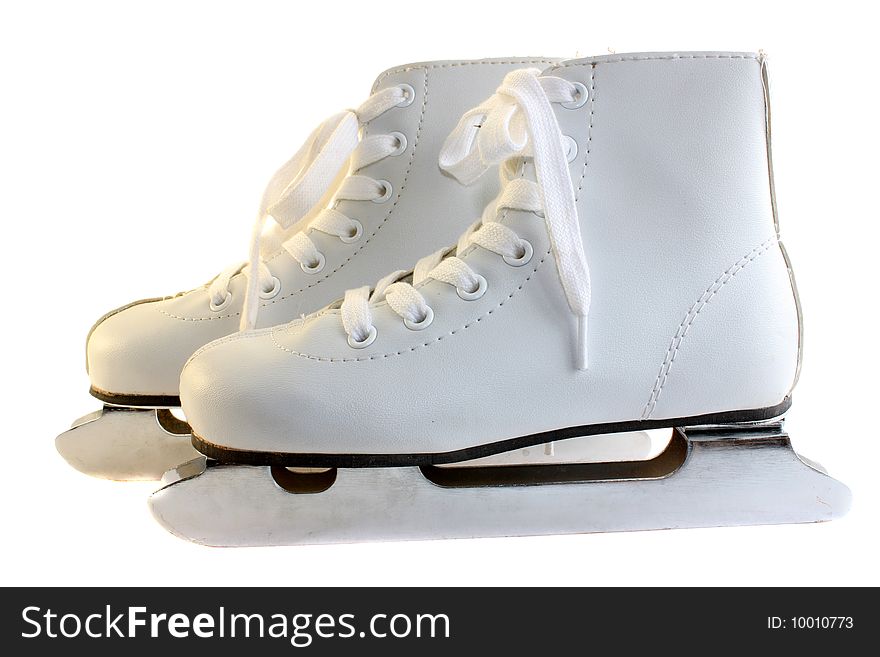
[
  {"x1": 90, "y1": 386, "x2": 181, "y2": 409},
  {"x1": 191, "y1": 397, "x2": 792, "y2": 468}
]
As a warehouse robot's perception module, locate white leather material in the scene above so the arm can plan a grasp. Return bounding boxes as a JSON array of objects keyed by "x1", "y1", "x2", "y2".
[
  {"x1": 180, "y1": 52, "x2": 801, "y2": 455},
  {"x1": 87, "y1": 58, "x2": 558, "y2": 397}
]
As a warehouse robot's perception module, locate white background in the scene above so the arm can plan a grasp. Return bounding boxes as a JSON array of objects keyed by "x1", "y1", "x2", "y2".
[{"x1": 1, "y1": 0, "x2": 877, "y2": 586}]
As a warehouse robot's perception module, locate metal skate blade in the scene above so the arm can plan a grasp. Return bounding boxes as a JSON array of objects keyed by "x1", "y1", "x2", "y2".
[
  {"x1": 149, "y1": 426, "x2": 851, "y2": 547},
  {"x1": 56, "y1": 405, "x2": 199, "y2": 481},
  {"x1": 438, "y1": 430, "x2": 655, "y2": 468},
  {"x1": 161, "y1": 456, "x2": 208, "y2": 486}
]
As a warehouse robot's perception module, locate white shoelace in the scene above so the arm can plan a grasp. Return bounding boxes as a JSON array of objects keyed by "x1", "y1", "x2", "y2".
[
  {"x1": 340, "y1": 69, "x2": 592, "y2": 369},
  {"x1": 207, "y1": 84, "x2": 412, "y2": 330}
]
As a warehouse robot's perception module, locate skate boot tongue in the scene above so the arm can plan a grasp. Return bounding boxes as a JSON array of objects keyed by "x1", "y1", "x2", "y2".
[
  {"x1": 443, "y1": 69, "x2": 592, "y2": 367},
  {"x1": 340, "y1": 68, "x2": 592, "y2": 369}
]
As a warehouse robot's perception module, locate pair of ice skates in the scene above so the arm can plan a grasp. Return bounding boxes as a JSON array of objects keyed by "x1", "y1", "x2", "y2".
[{"x1": 57, "y1": 52, "x2": 850, "y2": 546}]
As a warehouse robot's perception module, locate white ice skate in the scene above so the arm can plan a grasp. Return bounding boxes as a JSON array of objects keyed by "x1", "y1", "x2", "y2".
[
  {"x1": 57, "y1": 57, "x2": 561, "y2": 480},
  {"x1": 151, "y1": 52, "x2": 850, "y2": 545}
]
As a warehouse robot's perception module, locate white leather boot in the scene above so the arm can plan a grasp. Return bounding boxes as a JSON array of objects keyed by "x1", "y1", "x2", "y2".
[
  {"x1": 57, "y1": 57, "x2": 558, "y2": 479},
  {"x1": 180, "y1": 52, "x2": 802, "y2": 461},
  {"x1": 151, "y1": 53, "x2": 850, "y2": 545}
]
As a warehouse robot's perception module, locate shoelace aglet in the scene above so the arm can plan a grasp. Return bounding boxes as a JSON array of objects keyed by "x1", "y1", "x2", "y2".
[{"x1": 576, "y1": 314, "x2": 588, "y2": 371}]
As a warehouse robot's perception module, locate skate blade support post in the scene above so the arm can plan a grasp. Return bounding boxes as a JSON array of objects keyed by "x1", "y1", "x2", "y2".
[
  {"x1": 148, "y1": 421, "x2": 851, "y2": 547},
  {"x1": 56, "y1": 405, "x2": 199, "y2": 481}
]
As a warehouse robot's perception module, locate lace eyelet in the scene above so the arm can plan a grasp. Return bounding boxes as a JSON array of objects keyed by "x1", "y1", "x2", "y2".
[
  {"x1": 301, "y1": 252, "x2": 326, "y2": 274},
  {"x1": 347, "y1": 325, "x2": 377, "y2": 349},
  {"x1": 388, "y1": 132, "x2": 407, "y2": 156},
  {"x1": 563, "y1": 135, "x2": 578, "y2": 163},
  {"x1": 396, "y1": 84, "x2": 415, "y2": 107},
  {"x1": 404, "y1": 305, "x2": 434, "y2": 331},
  {"x1": 339, "y1": 219, "x2": 363, "y2": 244},
  {"x1": 209, "y1": 291, "x2": 232, "y2": 312},
  {"x1": 561, "y1": 82, "x2": 588, "y2": 109},
  {"x1": 372, "y1": 180, "x2": 393, "y2": 203},
  {"x1": 456, "y1": 274, "x2": 488, "y2": 301},
  {"x1": 503, "y1": 240, "x2": 534, "y2": 267},
  {"x1": 259, "y1": 276, "x2": 281, "y2": 300}
]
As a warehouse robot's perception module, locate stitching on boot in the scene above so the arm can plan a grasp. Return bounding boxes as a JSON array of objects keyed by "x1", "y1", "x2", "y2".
[
  {"x1": 556, "y1": 53, "x2": 757, "y2": 71},
  {"x1": 270, "y1": 249, "x2": 553, "y2": 363},
  {"x1": 573, "y1": 64, "x2": 596, "y2": 201},
  {"x1": 372, "y1": 59, "x2": 560, "y2": 91},
  {"x1": 640, "y1": 236, "x2": 777, "y2": 420}
]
